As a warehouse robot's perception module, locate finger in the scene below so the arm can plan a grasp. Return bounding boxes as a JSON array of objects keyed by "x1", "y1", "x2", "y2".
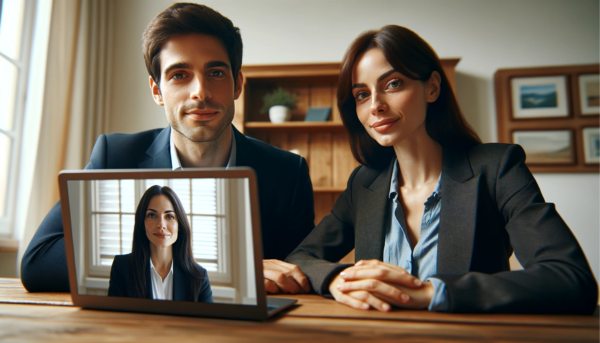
[
  {"x1": 335, "y1": 291, "x2": 371, "y2": 311},
  {"x1": 341, "y1": 268, "x2": 422, "y2": 288},
  {"x1": 264, "y1": 279, "x2": 280, "y2": 294},
  {"x1": 264, "y1": 269, "x2": 301, "y2": 294},
  {"x1": 355, "y1": 259, "x2": 383, "y2": 267},
  {"x1": 346, "y1": 290, "x2": 392, "y2": 312},
  {"x1": 288, "y1": 265, "x2": 311, "y2": 293},
  {"x1": 263, "y1": 259, "x2": 291, "y2": 273},
  {"x1": 337, "y1": 279, "x2": 410, "y2": 306}
]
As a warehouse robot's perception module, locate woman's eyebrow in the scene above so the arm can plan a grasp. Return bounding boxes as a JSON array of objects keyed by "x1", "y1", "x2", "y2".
[
  {"x1": 165, "y1": 210, "x2": 175, "y2": 213},
  {"x1": 352, "y1": 69, "x2": 398, "y2": 90},
  {"x1": 377, "y1": 69, "x2": 397, "y2": 83},
  {"x1": 147, "y1": 209, "x2": 157, "y2": 213}
]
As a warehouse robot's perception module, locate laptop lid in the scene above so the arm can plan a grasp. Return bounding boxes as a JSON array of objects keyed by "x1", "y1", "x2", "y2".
[{"x1": 59, "y1": 168, "x2": 294, "y2": 321}]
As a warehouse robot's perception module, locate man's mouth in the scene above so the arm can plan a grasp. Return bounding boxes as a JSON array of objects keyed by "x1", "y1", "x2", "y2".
[{"x1": 186, "y1": 109, "x2": 220, "y2": 121}]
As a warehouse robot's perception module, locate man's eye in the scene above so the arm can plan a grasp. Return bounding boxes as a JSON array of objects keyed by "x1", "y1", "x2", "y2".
[
  {"x1": 387, "y1": 79, "x2": 402, "y2": 89},
  {"x1": 209, "y1": 70, "x2": 224, "y2": 77},
  {"x1": 171, "y1": 73, "x2": 185, "y2": 80}
]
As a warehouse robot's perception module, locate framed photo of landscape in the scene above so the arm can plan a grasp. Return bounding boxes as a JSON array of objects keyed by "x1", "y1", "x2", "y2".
[
  {"x1": 511, "y1": 76, "x2": 569, "y2": 119},
  {"x1": 578, "y1": 74, "x2": 599, "y2": 115},
  {"x1": 495, "y1": 64, "x2": 600, "y2": 172},
  {"x1": 512, "y1": 130, "x2": 574, "y2": 164}
]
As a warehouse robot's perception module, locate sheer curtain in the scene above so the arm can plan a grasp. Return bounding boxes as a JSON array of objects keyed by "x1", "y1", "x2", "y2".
[{"x1": 16, "y1": 0, "x2": 113, "y2": 272}]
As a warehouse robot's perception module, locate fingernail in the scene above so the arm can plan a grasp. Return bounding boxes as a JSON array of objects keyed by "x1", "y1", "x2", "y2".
[
  {"x1": 337, "y1": 284, "x2": 342, "y2": 289},
  {"x1": 356, "y1": 260, "x2": 364, "y2": 265},
  {"x1": 414, "y1": 279, "x2": 422, "y2": 286},
  {"x1": 382, "y1": 304, "x2": 390, "y2": 311},
  {"x1": 401, "y1": 294, "x2": 410, "y2": 302},
  {"x1": 362, "y1": 304, "x2": 369, "y2": 310},
  {"x1": 340, "y1": 272, "x2": 346, "y2": 277}
]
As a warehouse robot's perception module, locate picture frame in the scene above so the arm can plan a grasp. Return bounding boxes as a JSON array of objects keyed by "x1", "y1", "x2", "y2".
[
  {"x1": 578, "y1": 74, "x2": 599, "y2": 115},
  {"x1": 495, "y1": 64, "x2": 600, "y2": 173},
  {"x1": 511, "y1": 76, "x2": 568, "y2": 119},
  {"x1": 512, "y1": 130, "x2": 574, "y2": 165},
  {"x1": 582, "y1": 127, "x2": 600, "y2": 164}
]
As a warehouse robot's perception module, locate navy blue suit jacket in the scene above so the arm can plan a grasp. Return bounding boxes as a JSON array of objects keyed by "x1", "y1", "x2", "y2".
[
  {"x1": 107, "y1": 254, "x2": 213, "y2": 303},
  {"x1": 287, "y1": 144, "x2": 598, "y2": 314},
  {"x1": 22, "y1": 126, "x2": 315, "y2": 291}
]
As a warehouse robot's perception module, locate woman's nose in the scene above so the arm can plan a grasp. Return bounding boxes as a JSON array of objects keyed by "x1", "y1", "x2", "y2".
[{"x1": 370, "y1": 92, "x2": 388, "y2": 115}]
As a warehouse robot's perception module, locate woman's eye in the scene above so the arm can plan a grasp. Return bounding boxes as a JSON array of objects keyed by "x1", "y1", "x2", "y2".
[
  {"x1": 147, "y1": 213, "x2": 155, "y2": 218},
  {"x1": 167, "y1": 214, "x2": 175, "y2": 220},
  {"x1": 387, "y1": 79, "x2": 402, "y2": 89},
  {"x1": 355, "y1": 91, "x2": 369, "y2": 101}
]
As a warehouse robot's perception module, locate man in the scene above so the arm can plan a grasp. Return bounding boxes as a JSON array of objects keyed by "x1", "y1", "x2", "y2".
[{"x1": 22, "y1": 3, "x2": 311, "y2": 295}]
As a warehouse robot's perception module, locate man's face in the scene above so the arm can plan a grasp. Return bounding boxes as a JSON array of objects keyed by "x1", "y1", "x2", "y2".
[{"x1": 150, "y1": 34, "x2": 242, "y2": 143}]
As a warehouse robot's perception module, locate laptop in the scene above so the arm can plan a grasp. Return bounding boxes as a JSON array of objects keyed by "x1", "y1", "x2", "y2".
[{"x1": 58, "y1": 168, "x2": 297, "y2": 320}]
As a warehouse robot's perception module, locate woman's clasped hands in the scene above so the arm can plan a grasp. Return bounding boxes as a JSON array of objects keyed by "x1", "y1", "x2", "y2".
[{"x1": 329, "y1": 260, "x2": 434, "y2": 312}]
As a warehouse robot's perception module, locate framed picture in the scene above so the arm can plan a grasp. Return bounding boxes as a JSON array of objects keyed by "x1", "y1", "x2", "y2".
[
  {"x1": 511, "y1": 76, "x2": 569, "y2": 118},
  {"x1": 495, "y1": 64, "x2": 599, "y2": 172},
  {"x1": 578, "y1": 74, "x2": 599, "y2": 115},
  {"x1": 582, "y1": 127, "x2": 600, "y2": 164},
  {"x1": 513, "y1": 130, "x2": 574, "y2": 164}
]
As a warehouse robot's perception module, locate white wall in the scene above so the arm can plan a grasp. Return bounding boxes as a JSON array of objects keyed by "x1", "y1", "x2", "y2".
[{"x1": 107, "y1": 0, "x2": 599, "y2": 281}]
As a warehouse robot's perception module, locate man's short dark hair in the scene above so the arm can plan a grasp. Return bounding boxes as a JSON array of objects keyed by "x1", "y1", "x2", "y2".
[{"x1": 142, "y1": 2, "x2": 243, "y2": 88}]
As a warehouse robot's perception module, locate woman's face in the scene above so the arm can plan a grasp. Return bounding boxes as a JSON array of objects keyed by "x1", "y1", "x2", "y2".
[
  {"x1": 351, "y1": 48, "x2": 440, "y2": 147},
  {"x1": 144, "y1": 194, "x2": 179, "y2": 249}
]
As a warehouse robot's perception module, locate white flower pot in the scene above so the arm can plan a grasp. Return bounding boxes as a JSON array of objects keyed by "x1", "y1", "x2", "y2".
[{"x1": 269, "y1": 105, "x2": 291, "y2": 123}]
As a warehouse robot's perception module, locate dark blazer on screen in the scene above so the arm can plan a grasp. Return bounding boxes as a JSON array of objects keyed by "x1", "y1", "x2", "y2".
[
  {"x1": 22, "y1": 126, "x2": 315, "y2": 292},
  {"x1": 286, "y1": 143, "x2": 598, "y2": 314},
  {"x1": 107, "y1": 254, "x2": 213, "y2": 302}
]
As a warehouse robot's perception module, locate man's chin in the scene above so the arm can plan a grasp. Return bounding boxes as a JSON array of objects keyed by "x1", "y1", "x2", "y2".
[{"x1": 172, "y1": 125, "x2": 228, "y2": 143}]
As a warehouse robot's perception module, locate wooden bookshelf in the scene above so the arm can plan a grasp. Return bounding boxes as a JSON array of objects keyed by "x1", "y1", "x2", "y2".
[{"x1": 235, "y1": 60, "x2": 460, "y2": 225}]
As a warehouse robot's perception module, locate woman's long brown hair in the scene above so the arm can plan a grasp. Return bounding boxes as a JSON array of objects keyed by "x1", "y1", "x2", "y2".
[
  {"x1": 337, "y1": 25, "x2": 481, "y2": 170},
  {"x1": 130, "y1": 185, "x2": 204, "y2": 301}
]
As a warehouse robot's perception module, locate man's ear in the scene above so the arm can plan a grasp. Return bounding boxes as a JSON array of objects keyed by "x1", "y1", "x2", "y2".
[
  {"x1": 426, "y1": 71, "x2": 441, "y2": 103},
  {"x1": 149, "y1": 76, "x2": 164, "y2": 106},
  {"x1": 233, "y1": 71, "x2": 244, "y2": 100}
]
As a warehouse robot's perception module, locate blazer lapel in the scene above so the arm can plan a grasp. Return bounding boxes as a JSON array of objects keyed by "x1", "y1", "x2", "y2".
[
  {"x1": 139, "y1": 127, "x2": 172, "y2": 168},
  {"x1": 145, "y1": 264, "x2": 153, "y2": 299},
  {"x1": 355, "y1": 161, "x2": 395, "y2": 261},
  {"x1": 232, "y1": 125, "x2": 250, "y2": 167},
  {"x1": 172, "y1": 261, "x2": 188, "y2": 301},
  {"x1": 437, "y1": 146, "x2": 480, "y2": 275}
]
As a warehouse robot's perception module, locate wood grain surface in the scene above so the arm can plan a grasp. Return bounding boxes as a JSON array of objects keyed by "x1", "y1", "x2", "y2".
[{"x1": 0, "y1": 278, "x2": 598, "y2": 342}]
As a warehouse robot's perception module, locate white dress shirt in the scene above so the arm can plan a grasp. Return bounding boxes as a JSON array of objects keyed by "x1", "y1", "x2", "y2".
[
  {"x1": 170, "y1": 127, "x2": 237, "y2": 170},
  {"x1": 150, "y1": 258, "x2": 174, "y2": 300}
]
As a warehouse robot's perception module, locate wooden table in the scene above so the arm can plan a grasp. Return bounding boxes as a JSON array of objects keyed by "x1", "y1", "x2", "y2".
[{"x1": 0, "y1": 278, "x2": 597, "y2": 342}]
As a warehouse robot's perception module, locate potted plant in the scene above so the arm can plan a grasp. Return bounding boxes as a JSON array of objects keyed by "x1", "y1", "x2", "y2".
[{"x1": 260, "y1": 87, "x2": 298, "y2": 123}]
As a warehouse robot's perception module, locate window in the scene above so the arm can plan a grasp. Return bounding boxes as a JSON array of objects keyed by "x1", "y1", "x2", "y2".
[
  {"x1": 0, "y1": 0, "x2": 27, "y2": 234},
  {"x1": 88, "y1": 179, "x2": 231, "y2": 283}
]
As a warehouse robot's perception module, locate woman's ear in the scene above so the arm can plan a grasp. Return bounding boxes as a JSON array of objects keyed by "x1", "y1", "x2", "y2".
[{"x1": 426, "y1": 71, "x2": 441, "y2": 103}]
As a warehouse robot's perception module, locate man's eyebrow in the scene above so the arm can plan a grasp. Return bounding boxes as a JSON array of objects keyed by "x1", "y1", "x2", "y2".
[
  {"x1": 163, "y1": 62, "x2": 193, "y2": 76},
  {"x1": 352, "y1": 69, "x2": 399, "y2": 90},
  {"x1": 205, "y1": 60, "x2": 231, "y2": 70}
]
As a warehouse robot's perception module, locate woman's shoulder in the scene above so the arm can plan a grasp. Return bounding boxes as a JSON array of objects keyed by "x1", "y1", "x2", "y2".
[{"x1": 465, "y1": 143, "x2": 526, "y2": 168}]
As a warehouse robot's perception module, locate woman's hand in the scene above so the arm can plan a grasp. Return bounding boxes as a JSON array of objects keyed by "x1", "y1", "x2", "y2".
[{"x1": 329, "y1": 260, "x2": 434, "y2": 311}]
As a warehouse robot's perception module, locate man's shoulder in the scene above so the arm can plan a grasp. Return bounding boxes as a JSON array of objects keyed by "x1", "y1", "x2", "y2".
[
  {"x1": 237, "y1": 132, "x2": 304, "y2": 165},
  {"x1": 103, "y1": 128, "x2": 165, "y2": 146}
]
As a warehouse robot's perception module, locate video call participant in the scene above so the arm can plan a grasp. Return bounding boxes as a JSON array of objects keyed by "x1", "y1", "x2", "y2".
[
  {"x1": 108, "y1": 185, "x2": 212, "y2": 302},
  {"x1": 22, "y1": 3, "x2": 313, "y2": 295},
  {"x1": 286, "y1": 25, "x2": 598, "y2": 314}
]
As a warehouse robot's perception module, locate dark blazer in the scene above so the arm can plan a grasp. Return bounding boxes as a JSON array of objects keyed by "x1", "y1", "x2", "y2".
[
  {"x1": 22, "y1": 126, "x2": 315, "y2": 292},
  {"x1": 107, "y1": 254, "x2": 213, "y2": 302},
  {"x1": 286, "y1": 144, "x2": 598, "y2": 314}
]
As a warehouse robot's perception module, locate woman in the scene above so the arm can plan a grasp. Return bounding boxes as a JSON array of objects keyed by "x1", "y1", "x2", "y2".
[
  {"x1": 108, "y1": 185, "x2": 213, "y2": 302},
  {"x1": 286, "y1": 25, "x2": 597, "y2": 314}
]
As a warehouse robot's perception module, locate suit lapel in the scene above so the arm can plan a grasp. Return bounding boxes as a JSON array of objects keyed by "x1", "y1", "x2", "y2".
[
  {"x1": 355, "y1": 161, "x2": 394, "y2": 261},
  {"x1": 437, "y1": 146, "x2": 480, "y2": 275},
  {"x1": 232, "y1": 125, "x2": 250, "y2": 167},
  {"x1": 139, "y1": 127, "x2": 172, "y2": 168},
  {"x1": 145, "y1": 264, "x2": 153, "y2": 299}
]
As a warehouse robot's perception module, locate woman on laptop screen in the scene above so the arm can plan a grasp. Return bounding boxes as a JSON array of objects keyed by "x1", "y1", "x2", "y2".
[
  {"x1": 108, "y1": 185, "x2": 213, "y2": 302},
  {"x1": 286, "y1": 25, "x2": 597, "y2": 314}
]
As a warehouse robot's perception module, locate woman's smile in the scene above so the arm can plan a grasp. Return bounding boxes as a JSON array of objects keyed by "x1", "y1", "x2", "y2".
[{"x1": 371, "y1": 118, "x2": 400, "y2": 133}]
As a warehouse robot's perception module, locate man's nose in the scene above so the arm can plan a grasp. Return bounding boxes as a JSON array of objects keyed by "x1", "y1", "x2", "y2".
[{"x1": 190, "y1": 76, "x2": 212, "y2": 101}]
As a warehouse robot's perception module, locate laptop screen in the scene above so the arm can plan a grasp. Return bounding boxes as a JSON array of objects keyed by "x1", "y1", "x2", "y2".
[{"x1": 65, "y1": 176, "x2": 257, "y2": 305}]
